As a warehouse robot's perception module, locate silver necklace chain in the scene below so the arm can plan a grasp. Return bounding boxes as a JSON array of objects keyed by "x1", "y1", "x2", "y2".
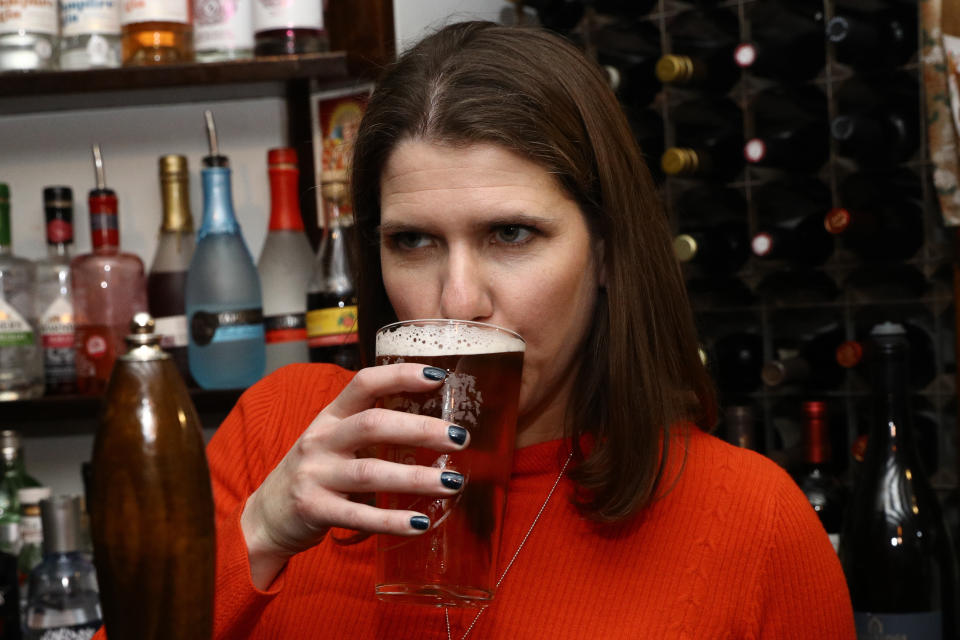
[{"x1": 444, "y1": 451, "x2": 574, "y2": 640}]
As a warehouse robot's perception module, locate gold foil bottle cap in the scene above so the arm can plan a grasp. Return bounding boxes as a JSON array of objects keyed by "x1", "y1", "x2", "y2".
[
  {"x1": 673, "y1": 234, "x2": 698, "y2": 262},
  {"x1": 158, "y1": 154, "x2": 194, "y2": 232},
  {"x1": 656, "y1": 54, "x2": 695, "y2": 84},
  {"x1": 661, "y1": 148, "x2": 699, "y2": 175},
  {"x1": 159, "y1": 154, "x2": 188, "y2": 176},
  {"x1": 321, "y1": 181, "x2": 347, "y2": 202}
]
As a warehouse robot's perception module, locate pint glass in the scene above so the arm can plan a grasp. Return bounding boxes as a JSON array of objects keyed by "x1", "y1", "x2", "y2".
[{"x1": 374, "y1": 319, "x2": 525, "y2": 607}]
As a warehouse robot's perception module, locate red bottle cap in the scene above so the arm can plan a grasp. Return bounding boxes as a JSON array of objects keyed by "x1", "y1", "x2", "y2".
[
  {"x1": 835, "y1": 340, "x2": 863, "y2": 368},
  {"x1": 802, "y1": 400, "x2": 830, "y2": 464},
  {"x1": 268, "y1": 147, "x2": 298, "y2": 168},
  {"x1": 851, "y1": 434, "x2": 868, "y2": 463},
  {"x1": 88, "y1": 190, "x2": 119, "y2": 249},
  {"x1": 824, "y1": 207, "x2": 851, "y2": 234},
  {"x1": 267, "y1": 148, "x2": 304, "y2": 232}
]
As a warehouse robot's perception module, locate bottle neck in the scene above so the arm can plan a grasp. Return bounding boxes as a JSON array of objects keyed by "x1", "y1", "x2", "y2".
[
  {"x1": 47, "y1": 242, "x2": 71, "y2": 258},
  {"x1": 803, "y1": 414, "x2": 830, "y2": 466},
  {"x1": 268, "y1": 165, "x2": 304, "y2": 231},
  {"x1": 199, "y1": 167, "x2": 240, "y2": 236},
  {"x1": 89, "y1": 189, "x2": 119, "y2": 251},
  {"x1": 160, "y1": 174, "x2": 194, "y2": 233},
  {"x1": 0, "y1": 208, "x2": 10, "y2": 251},
  {"x1": 870, "y1": 341, "x2": 917, "y2": 454}
]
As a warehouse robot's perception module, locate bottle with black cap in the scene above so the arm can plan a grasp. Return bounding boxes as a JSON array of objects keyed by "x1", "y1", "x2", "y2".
[{"x1": 827, "y1": 1, "x2": 917, "y2": 70}]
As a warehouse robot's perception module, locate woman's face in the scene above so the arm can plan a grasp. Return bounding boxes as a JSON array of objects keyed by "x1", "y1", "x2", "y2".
[{"x1": 379, "y1": 140, "x2": 603, "y2": 444}]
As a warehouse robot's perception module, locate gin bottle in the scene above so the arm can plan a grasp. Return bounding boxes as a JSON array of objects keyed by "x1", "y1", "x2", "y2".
[
  {"x1": 186, "y1": 111, "x2": 265, "y2": 389},
  {"x1": 257, "y1": 148, "x2": 313, "y2": 375},
  {"x1": 0, "y1": 185, "x2": 43, "y2": 402},
  {"x1": 59, "y1": 0, "x2": 122, "y2": 69},
  {"x1": 0, "y1": 0, "x2": 58, "y2": 71},
  {"x1": 194, "y1": 0, "x2": 253, "y2": 61},
  {"x1": 34, "y1": 187, "x2": 76, "y2": 395},
  {"x1": 71, "y1": 146, "x2": 148, "y2": 396}
]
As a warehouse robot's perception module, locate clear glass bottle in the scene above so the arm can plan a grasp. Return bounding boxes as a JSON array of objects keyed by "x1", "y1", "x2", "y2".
[
  {"x1": 252, "y1": 0, "x2": 327, "y2": 56},
  {"x1": 0, "y1": 185, "x2": 43, "y2": 402},
  {"x1": 194, "y1": 0, "x2": 253, "y2": 62},
  {"x1": 185, "y1": 111, "x2": 265, "y2": 389},
  {"x1": 71, "y1": 146, "x2": 148, "y2": 396},
  {"x1": 306, "y1": 173, "x2": 359, "y2": 370},
  {"x1": 147, "y1": 155, "x2": 195, "y2": 385},
  {"x1": 0, "y1": 0, "x2": 58, "y2": 71},
  {"x1": 121, "y1": 0, "x2": 193, "y2": 65},
  {"x1": 34, "y1": 186, "x2": 76, "y2": 395},
  {"x1": 24, "y1": 496, "x2": 101, "y2": 640},
  {"x1": 0, "y1": 430, "x2": 41, "y2": 557},
  {"x1": 257, "y1": 148, "x2": 313, "y2": 376},
  {"x1": 58, "y1": 0, "x2": 122, "y2": 70},
  {"x1": 17, "y1": 486, "x2": 51, "y2": 617}
]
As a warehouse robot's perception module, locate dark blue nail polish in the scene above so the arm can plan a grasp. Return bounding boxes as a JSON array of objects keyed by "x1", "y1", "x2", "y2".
[
  {"x1": 441, "y1": 471, "x2": 464, "y2": 490},
  {"x1": 410, "y1": 515, "x2": 430, "y2": 530},
  {"x1": 423, "y1": 366, "x2": 448, "y2": 381},
  {"x1": 448, "y1": 425, "x2": 467, "y2": 446}
]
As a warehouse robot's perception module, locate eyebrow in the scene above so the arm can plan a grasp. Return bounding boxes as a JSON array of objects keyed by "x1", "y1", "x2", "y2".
[{"x1": 376, "y1": 213, "x2": 557, "y2": 236}]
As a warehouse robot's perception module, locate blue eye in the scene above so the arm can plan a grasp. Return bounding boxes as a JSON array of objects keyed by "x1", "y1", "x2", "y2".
[{"x1": 495, "y1": 225, "x2": 533, "y2": 244}]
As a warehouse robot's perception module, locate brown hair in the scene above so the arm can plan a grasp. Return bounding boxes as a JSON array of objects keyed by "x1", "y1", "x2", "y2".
[{"x1": 351, "y1": 21, "x2": 716, "y2": 522}]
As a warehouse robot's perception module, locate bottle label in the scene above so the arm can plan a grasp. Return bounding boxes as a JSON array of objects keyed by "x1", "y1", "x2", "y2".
[
  {"x1": 854, "y1": 611, "x2": 942, "y2": 638},
  {"x1": 306, "y1": 305, "x2": 358, "y2": 347},
  {"x1": 195, "y1": 0, "x2": 253, "y2": 51},
  {"x1": 190, "y1": 308, "x2": 264, "y2": 346},
  {"x1": 46, "y1": 219, "x2": 74, "y2": 244},
  {"x1": 40, "y1": 297, "x2": 75, "y2": 385},
  {"x1": 264, "y1": 312, "x2": 307, "y2": 344},
  {"x1": 61, "y1": 0, "x2": 121, "y2": 36},
  {"x1": 120, "y1": 0, "x2": 188, "y2": 25},
  {"x1": 0, "y1": 0, "x2": 58, "y2": 35},
  {"x1": 252, "y1": 0, "x2": 321, "y2": 31},
  {"x1": 154, "y1": 314, "x2": 188, "y2": 349},
  {"x1": 0, "y1": 298, "x2": 34, "y2": 348}
]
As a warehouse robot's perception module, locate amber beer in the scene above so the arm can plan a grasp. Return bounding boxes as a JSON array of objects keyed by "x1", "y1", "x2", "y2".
[{"x1": 375, "y1": 320, "x2": 525, "y2": 606}]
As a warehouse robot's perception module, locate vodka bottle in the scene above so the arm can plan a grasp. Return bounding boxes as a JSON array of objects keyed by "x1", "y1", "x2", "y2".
[
  {"x1": 0, "y1": 185, "x2": 43, "y2": 402},
  {"x1": 71, "y1": 146, "x2": 148, "y2": 396},
  {"x1": 257, "y1": 148, "x2": 313, "y2": 375},
  {"x1": 194, "y1": 0, "x2": 253, "y2": 62},
  {"x1": 0, "y1": 0, "x2": 58, "y2": 71},
  {"x1": 186, "y1": 111, "x2": 265, "y2": 389},
  {"x1": 34, "y1": 187, "x2": 76, "y2": 395},
  {"x1": 147, "y1": 155, "x2": 195, "y2": 384},
  {"x1": 58, "y1": 0, "x2": 122, "y2": 70}
]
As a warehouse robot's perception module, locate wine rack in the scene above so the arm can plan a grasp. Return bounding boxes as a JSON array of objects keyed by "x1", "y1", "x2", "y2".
[{"x1": 532, "y1": 0, "x2": 957, "y2": 491}]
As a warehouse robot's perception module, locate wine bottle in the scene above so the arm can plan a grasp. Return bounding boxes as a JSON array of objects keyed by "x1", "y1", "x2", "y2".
[
  {"x1": 662, "y1": 98, "x2": 743, "y2": 181},
  {"x1": 752, "y1": 175, "x2": 831, "y2": 227},
  {"x1": 596, "y1": 19, "x2": 661, "y2": 109},
  {"x1": 751, "y1": 212, "x2": 834, "y2": 266},
  {"x1": 685, "y1": 275, "x2": 756, "y2": 309},
  {"x1": 655, "y1": 8, "x2": 740, "y2": 93},
  {"x1": 674, "y1": 184, "x2": 747, "y2": 223},
  {"x1": 734, "y1": 0, "x2": 826, "y2": 83},
  {"x1": 711, "y1": 332, "x2": 763, "y2": 394},
  {"x1": 838, "y1": 317, "x2": 936, "y2": 391},
  {"x1": 831, "y1": 74, "x2": 920, "y2": 167},
  {"x1": 794, "y1": 401, "x2": 844, "y2": 552},
  {"x1": 762, "y1": 324, "x2": 847, "y2": 390},
  {"x1": 744, "y1": 86, "x2": 828, "y2": 172},
  {"x1": 754, "y1": 269, "x2": 839, "y2": 305},
  {"x1": 839, "y1": 322, "x2": 959, "y2": 638},
  {"x1": 723, "y1": 404, "x2": 760, "y2": 450},
  {"x1": 673, "y1": 223, "x2": 749, "y2": 274},
  {"x1": 625, "y1": 107, "x2": 665, "y2": 183},
  {"x1": 827, "y1": 1, "x2": 917, "y2": 69},
  {"x1": 825, "y1": 202, "x2": 923, "y2": 262}
]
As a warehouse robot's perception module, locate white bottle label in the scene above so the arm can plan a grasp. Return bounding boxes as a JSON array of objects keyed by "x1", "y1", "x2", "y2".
[
  {"x1": 61, "y1": 0, "x2": 121, "y2": 37},
  {"x1": 40, "y1": 296, "x2": 75, "y2": 383},
  {"x1": 154, "y1": 314, "x2": 188, "y2": 348},
  {"x1": 194, "y1": 0, "x2": 252, "y2": 51},
  {"x1": 0, "y1": 0, "x2": 58, "y2": 36},
  {"x1": 120, "y1": 0, "x2": 188, "y2": 25},
  {"x1": 0, "y1": 298, "x2": 35, "y2": 347},
  {"x1": 252, "y1": 0, "x2": 321, "y2": 32}
]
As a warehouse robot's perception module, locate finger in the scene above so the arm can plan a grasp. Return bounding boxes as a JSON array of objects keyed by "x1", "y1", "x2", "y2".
[
  {"x1": 325, "y1": 363, "x2": 448, "y2": 420},
  {"x1": 329, "y1": 457, "x2": 465, "y2": 496},
  {"x1": 329, "y1": 499, "x2": 437, "y2": 537},
  {"x1": 329, "y1": 408, "x2": 469, "y2": 452}
]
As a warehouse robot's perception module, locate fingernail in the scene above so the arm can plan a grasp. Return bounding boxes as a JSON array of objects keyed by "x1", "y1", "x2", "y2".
[
  {"x1": 441, "y1": 471, "x2": 464, "y2": 490},
  {"x1": 422, "y1": 366, "x2": 448, "y2": 381},
  {"x1": 410, "y1": 515, "x2": 430, "y2": 530},
  {"x1": 448, "y1": 425, "x2": 468, "y2": 446}
]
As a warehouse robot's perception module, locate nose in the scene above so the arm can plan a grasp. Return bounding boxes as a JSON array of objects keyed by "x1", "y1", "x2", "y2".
[{"x1": 439, "y1": 245, "x2": 493, "y2": 322}]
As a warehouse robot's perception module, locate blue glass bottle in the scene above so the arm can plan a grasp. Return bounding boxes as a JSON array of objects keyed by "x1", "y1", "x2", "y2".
[{"x1": 185, "y1": 163, "x2": 265, "y2": 389}]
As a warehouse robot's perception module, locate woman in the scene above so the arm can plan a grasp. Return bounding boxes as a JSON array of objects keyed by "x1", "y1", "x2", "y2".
[{"x1": 211, "y1": 21, "x2": 854, "y2": 639}]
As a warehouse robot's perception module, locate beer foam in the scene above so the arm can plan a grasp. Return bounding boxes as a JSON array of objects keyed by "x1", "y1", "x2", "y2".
[{"x1": 376, "y1": 322, "x2": 525, "y2": 356}]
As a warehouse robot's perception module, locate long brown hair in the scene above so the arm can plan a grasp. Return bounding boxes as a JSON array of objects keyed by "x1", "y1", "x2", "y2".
[{"x1": 351, "y1": 21, "x2": 716, "y2": 522}]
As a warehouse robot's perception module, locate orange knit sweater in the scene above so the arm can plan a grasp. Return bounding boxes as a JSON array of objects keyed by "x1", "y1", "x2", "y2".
[{"x1": 98, "y1": 363, "x2": 857, "y2": 639}]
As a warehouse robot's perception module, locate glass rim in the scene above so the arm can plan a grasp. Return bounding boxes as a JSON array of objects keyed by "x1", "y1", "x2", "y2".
[{"x1": 376, "y1": 318, "x2": 525, "y2": 344}]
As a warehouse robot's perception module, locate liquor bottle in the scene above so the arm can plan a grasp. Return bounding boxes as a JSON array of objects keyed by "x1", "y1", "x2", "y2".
[
  {"x1": 253, "y1": 0, "x2": 327, "y2": 56},
  {"x1": 750, "y1": 212, "x2": 835, "y2": 266},
  {"x1": 761, "y1": 325, "x2": 847, "y2": 390},
  {"x1": 121, "y1": 0, "x2": 193, "y2": 65},
  {"x1": 734, "y1": 0, "x2": 825, "y2": 83},
  {"x1": 827, "y1": 1, "x2": 917, "y2": 70},
  {"x1": 838, "y1": 318, "x2": 937, "y2": 391},
  {"x1": 194, "y1": 0, "x2": 253, "y2": 62},
  {"x1": 34, "y1": 187, "x2": 76, "y2": 395},
  {"x1": 595, "y1": 19, "x2": 661, "y2": 109},
  {"x1": 186, "y1": 111, "x2": 265, "y2": 389},
  {"x1": 744, "y1": 86, "x2": 828, "y2": 172},
  {"x1": 794, "y1": 401, "x2": 844, "y2": 552},
  {"x1": 673, "y1": 223, "x2": 749, "y2": 274},
  {"x1": 147, "y1": 155, "x2": 195, "y2": 385},
  {"x1": 711, "y1": 332, "x2": 763, "y2": 394},
  {"x1": 257, "y1": 148, "x2": 313, "y2": 376},
  {"x1": 306, "y1": 174, "x2": 359, "y2": 369},
  {"x1": 17, "y1": 486, "x2": 50, "y2": 613},
  {"x1": 656, "y1": 8, "x2": 740, "y2": 94},
  {"x1": 839, "y1": 322, "x2": 959, "y2": 638},
  {"x1": 831, "y1": 75, "x2": 920, "y2": 167},
  {"x1": 59, "y1": 0, "x2": 122, "y2": 69},
  {"x1": 93, "y1": 313, "x2": 214, "y2": 639},
  {"x1": 752, "y1": 176, "x2": 831, "y2": 223},
  {"x1": 0, "y1": 0, "x2": 57, "y2": 71},
  {"x1": 661, "y1": 98, "x2": 743, "y2": 181},
  {"x1": 71, "y1": 146, "x2": 148, "y2": 396},
  {"x1": 0, "y1": 431, "x2": 40, "y2": 555},
  {"x1": 24, "y1": 496, "x2": 101, "y2": 640},
  {"x1": 0, "y1": 185, "x2": 43, "y2": 402},
  {"x1": 723, "y1": 405, "x2": 759, "y2": 450},
  {"x1": 825, "y1": 201, "x2": 923, "y2": 262}
]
